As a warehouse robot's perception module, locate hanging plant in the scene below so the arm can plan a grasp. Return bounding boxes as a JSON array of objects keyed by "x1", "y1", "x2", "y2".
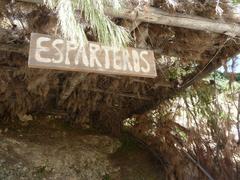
[{"x1": 44, "y1": 0, "x2": 131, "y2": 47}]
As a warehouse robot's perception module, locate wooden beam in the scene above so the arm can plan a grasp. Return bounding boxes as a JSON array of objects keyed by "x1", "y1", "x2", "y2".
[
  {"x1": 0, "y1": 65, "x2": 20, "y2": 71},
  {"x1": 105, "y1": 7, "x2": 240, "y2": 37},
  {"x1": 0, "y1": 43, "x2": 28, "y2": 55},
  {"x1": 17, "y1": 0, "x2": 240, "y2": 37},
  {"x1": 32, "y1": 110, "x2": 68, "y2": 116},
  {"x1": 81, "y1": 87, "x2": 152, "y2": 100},
  {"x1": 17, "y1": 0, "x2": 42, "y2": 3}
]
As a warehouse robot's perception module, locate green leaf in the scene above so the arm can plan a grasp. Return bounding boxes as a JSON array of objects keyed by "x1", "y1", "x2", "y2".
[{"x1": 44, "y1": 0, "x2": 131, "y2": 47}]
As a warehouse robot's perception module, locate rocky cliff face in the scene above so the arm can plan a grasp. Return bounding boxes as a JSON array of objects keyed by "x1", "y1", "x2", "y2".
[
  {"x1": 0, "y1": 118, "x2": 163, "y2": 180},
  {"x1": 0, "y1": 136, "x2": 120, "y2": 179}
]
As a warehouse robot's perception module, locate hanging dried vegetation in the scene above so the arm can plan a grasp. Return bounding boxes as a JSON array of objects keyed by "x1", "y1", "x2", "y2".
[
  {"x1": 0, "y1": 0, "x2": 240, "y2": 179},
  {"x1": 125, "y1": 78, "x2": 240, "y2": 179},
  {"x1": 0, "y1": 0, "x2": 239, "y2": 133}
]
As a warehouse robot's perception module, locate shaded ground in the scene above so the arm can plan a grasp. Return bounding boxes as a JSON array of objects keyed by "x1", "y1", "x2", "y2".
[{"x1": 0, "y1": 117, "x2": 164, "y2": 180}]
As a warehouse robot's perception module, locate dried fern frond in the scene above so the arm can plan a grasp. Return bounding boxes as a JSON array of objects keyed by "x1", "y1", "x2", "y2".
[
  {"x1": 165, "y1": 0, "x2": 178, "y2": 8},
  {"x1": 44, "y1": 0, "x2": 131, "y2": 47},
  {"x1": 215, "y1": 0, "x2": 223, "y2": 16},
  {"x1": 57, "y1": 0, "x2": 87, "y2": 43}
]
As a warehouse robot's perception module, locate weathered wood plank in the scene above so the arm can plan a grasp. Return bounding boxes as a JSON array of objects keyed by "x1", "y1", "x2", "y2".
[{"x1": 28, "y1": 33, "x2": 157, "y2": 78}]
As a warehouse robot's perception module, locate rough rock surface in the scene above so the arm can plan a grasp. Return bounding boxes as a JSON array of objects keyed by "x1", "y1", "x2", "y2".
[
  {"x1": 0, "y1": 118, "x2": 163, "y2": 180},
  {"x1": 0, "y1": 137, "x2": 120, "y2": 180}
]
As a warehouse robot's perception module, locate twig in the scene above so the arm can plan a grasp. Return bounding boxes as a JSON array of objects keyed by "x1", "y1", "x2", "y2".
[
  {"x1": 181, "y1": 149, "x2": 215, "y2": 180},
  {"x1": 180, "y1": 38, "x2": 230, "y2": 89},
  {"x1": 237, "y1": 92, "x2": 240, "y2": 144},
  {"x1": 183, "y1": 96, "x2": 200, "y2": 132}
]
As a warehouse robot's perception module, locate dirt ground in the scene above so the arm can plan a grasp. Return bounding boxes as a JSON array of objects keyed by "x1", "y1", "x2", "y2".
[{"x1": 0, "y1": 116, "x2": 164, "y2": 180}]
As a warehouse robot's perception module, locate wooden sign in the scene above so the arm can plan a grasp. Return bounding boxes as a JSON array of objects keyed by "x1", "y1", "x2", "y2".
[{"x1": 28, "y1": 33, "x2": 157, "y2": 78}]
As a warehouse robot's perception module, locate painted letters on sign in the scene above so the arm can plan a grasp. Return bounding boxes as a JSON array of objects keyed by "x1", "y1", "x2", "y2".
[{"x1": 28, "y1": 33, "x2": 157, "y2": 78}]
